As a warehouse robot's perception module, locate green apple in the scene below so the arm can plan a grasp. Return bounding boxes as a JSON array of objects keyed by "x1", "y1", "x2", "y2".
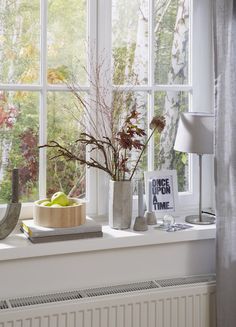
[
  {"x1": 40, "y1": 200, "x2": 52, "y2": 207},
  {"x1": 51, "y1": 191, "x2": 69, "y2": 206},
  {"x1": 51, "y1": 204, "x2": 62, "y2": 208}
]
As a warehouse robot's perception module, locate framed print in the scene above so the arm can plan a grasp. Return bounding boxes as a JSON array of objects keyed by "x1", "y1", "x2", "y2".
[{"x1": 144, "y1": 170, "x2": 179, "y2": 216}]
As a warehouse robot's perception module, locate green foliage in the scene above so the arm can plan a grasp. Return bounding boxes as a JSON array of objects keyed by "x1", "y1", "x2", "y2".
[
  {"x1": 112, "y1": 0, "x2": 148, "y2": 85},
  {"x1": 154, "y1": 0, "x2": 179, "y2": 84},
  {"x1": 0, "y1": 91, "x2": 39, "y2": 203},
  {"x1": 113, "y1": 45, "x2": 136, "y2": 85},
  {"x1": 154, "y1": 91, "x2": 189, "y2": 192},
  {"x1": 0, "y1": 179, "x2": 12, "y2": 203},
  {"x1": 46, "y1": 92, "x2": 85, "y2": 197},
  {"x1": 0, "y1": 0, "x2": 87, "y2": 202},
  {"x1": 0, "y1": 0, "x2": 40, "y2": 83},
  {"x1": 47, "y1": 0, "x2": 87, "y2": 84}
]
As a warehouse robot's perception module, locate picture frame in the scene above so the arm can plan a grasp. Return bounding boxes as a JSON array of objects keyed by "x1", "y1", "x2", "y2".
[{"x1": 144, "y1": 170, "x2": 179, "y2": 216}]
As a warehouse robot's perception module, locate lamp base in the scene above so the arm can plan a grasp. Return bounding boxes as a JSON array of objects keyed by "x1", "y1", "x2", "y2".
[{"x1": 185, "y1": 214, "x2": 215, "y2": 225}]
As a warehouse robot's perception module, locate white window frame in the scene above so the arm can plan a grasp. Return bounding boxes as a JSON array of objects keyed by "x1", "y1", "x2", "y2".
[
  {"x1": 95, "y1": 0, "x2": 214, "y2": 216},
  {"x1": 0, "y1": 0, "x2": 213, "y2": 219},
  {"x1": 0, "y1": 0, "x2": 98, "y2": 218}
]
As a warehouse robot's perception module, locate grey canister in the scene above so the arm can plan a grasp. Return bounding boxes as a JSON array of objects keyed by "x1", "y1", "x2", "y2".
[{"x1": 109, "y1": 180, "x2": 133, "y2": 229}]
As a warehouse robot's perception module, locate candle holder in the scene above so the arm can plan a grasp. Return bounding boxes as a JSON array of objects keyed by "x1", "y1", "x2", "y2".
[
  {"x1": 144, "y1": 211, "x2": 157, "y2": 225},
  {"x1": 133, "y1": 179, "x2": 148, "y2": 231},
  {"x1": 133, "y1": 215, "x2": 148, "y2": 231},
  {"x1": 143, "y1": 179, "x2": 157, "y2": 225}
]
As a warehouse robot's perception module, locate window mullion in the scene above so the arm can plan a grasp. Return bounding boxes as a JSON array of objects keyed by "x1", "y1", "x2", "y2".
[
  {"x1": 95, "y1": 0, "x2": 112, "y2": 216},
  {"x1": 153, "y1": 85, "x2": 193, "y2": 92},
  {"x1": 85, "y1": 0, "x2": 99, "y2": 215},
  {"x1": 39, "y1": 0, "x2": 48, "y2": 199},
  {"x1": 147, "y1": 0, "x2": 155, "y2": 171},
  {"x1": 47, "y1": 85, "x2": 90, "y2": 92},
  {"x1": 189, "y1": 0, "x2": 193, "y2": 88},
  {"x1": 112, "y1": 85, "x2": 192, "y2": 91},
  {"x1": 0, "y1": 84, "x2": 193, "y2": 92},
  {"x1": 0, "y1": 84, "x2": 42, "y2": 91}
]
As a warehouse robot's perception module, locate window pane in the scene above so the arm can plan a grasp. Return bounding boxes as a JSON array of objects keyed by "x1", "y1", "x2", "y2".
[
  {"x1": 47, "y1": 92, "x2": 86, "y2": 198},
  {"x1": 47, "y1": 0, "x2": 87, "y2": 85},
  {"x1": 154, "y1": 91, "x2": 189, "y2": 192},
  {"x1": 112, "y1": 0, "x2": 149, "y2": 85},
  {"x1": 0, "y1": 91, "x2": 39, "y2": 203},
  {"x1": 154, "y1": 0, "x2": 189, "y2": 85},
  {"x1": 0, "y1": 0, "x2": 40, "y2": 84}
]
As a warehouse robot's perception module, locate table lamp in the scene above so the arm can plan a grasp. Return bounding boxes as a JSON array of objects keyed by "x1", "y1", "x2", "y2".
[{"x1": 174, "y1": 112, "x2": 215, "y2": 225}]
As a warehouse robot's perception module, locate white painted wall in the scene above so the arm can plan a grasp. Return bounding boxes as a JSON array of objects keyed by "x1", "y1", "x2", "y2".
[{"x1": 0, "y1": 238, "x2": 215, "y2": 299}]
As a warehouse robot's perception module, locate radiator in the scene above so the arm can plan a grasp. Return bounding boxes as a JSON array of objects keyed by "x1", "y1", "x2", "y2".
[{"x1": 0, "y1": 274, "x2": 216, "y2": 327}]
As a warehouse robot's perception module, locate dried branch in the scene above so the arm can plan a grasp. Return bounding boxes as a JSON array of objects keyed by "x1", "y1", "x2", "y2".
[
  {"x1": 41, "y1": 57, "x2": 166, "y2": 181},
  {"x1": 39, "y1": 141, "x2": 116, "y2": 180},
  {"x1": 129, "y1": 115, "x2": 166, "y2": 180}
]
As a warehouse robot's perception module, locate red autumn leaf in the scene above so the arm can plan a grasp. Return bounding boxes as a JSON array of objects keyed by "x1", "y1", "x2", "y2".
[
  {"x1": 132, "y1": 139, "x2": 144, "y2": 150},
  {"x1": 150, "y1": 115, "x2": 166, "y2": 132},
  {"x1": 134, "y1": 127, "x2": 146, "y2": 137},
  {"x1": 119, "y1": 156, "x2": 129, "y2": 173},
  {"x1": 127, "y1": 109, "x2": 139, "y2": 121},
  {"x1": 19, "y1": 129, "x2": 38, "y2": 186},
  {"x1": 0, "y1": 107, "x2": 7, "y2": 126},
  {"x1": 117, "y1": 131, "x2": 133, "y2": 150}
]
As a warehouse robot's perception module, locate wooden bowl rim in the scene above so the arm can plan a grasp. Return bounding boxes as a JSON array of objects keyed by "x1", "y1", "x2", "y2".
[{"x1": 34, "y1": 197, "x2": 86, "y2": 208}]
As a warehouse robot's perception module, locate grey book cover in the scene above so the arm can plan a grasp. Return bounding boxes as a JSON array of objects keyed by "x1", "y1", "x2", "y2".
[
  {"x1": 21, "y1": 217, "x2": 102, "y2": 237},
  {"x1": 20, "y1": 227, "x2": 103, "y2": 243}
]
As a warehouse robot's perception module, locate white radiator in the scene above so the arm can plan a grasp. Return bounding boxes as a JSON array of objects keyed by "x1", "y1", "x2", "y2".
[{"x1": 0, "y1": 275, "x2": 216, "y2": 327}]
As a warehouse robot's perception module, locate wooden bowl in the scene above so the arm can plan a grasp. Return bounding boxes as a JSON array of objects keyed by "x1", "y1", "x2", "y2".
[{"x1": 33, "y1": 198, "x2": 86, "y2": 228}]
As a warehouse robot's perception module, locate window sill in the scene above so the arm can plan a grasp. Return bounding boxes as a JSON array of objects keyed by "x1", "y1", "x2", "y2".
[{"x1": 0, "y1": 216, "x2": 216, "y2": 262}]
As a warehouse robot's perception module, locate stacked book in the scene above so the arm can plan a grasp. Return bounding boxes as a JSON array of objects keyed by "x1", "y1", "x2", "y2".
[{"x1": 20, "y1": 218, "x2": 103, "y2": 243}]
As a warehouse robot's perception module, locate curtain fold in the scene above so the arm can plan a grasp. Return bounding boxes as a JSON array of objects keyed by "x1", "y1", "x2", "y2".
[{"x1": 214, "y1": 0, "x2": 236, "y2": 326}]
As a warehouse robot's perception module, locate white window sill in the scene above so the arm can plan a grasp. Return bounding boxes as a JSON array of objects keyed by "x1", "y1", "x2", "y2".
[{"x1": 0, "y1": 216, "x2": 216, "y2": 262}]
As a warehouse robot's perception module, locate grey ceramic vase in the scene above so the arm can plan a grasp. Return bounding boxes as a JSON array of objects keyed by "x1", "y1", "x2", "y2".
[{"x1": 109, "y1": 180, "x2": 133, "y2": 229}]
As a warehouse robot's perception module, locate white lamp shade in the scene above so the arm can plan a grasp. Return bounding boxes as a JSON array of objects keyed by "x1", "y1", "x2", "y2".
[{"x1": 174, "y1": 112, "x2": 214, "y2": 154}]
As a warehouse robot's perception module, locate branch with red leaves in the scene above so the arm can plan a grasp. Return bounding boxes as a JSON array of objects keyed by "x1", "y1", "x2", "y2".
[
  {"x1": 40, "y1": 114, "x2": 165, "y2": 181},
  {"x1": 40, "y1": 65, "x2": 166, "y2": 181},
  {"x1": 39, "y1": 139, "x2": 117, "y2": 180}
]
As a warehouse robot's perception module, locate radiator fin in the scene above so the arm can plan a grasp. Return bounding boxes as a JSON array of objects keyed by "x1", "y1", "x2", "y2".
[
  {"x1": 0, "y1": 300, "x2": 8, "y2": 310},
  {"x1": 9, "y1": 291, "x2": 83, "y2": 308},
  {"x1": 0, "y1": 275, "x2": 215, "y2": 311},
  {"x1": 156, "y1": 275, "x2": 215, "y2": 287},
  {"x1": 83, "y1": 280, "x2": 158, "y2": 297},
  {"x1": 0, "y1": 276, "x2": 216, "y2": 326}
]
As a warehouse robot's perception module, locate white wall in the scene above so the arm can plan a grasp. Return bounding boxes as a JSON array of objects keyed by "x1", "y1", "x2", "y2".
[{"x1": 0, "y1": 239, "x2": 215, "y2": 299}]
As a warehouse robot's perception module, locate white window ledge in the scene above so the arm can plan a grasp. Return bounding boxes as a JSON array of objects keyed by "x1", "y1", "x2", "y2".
[{"x1": 0, "y1": 216, "x2": 216, "y2": 262}]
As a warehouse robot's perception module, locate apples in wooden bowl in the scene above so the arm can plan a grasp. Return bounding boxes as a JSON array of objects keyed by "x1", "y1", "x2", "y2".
[{"x1": 33, "y1": 192, "x2": 86, "y2": 228}]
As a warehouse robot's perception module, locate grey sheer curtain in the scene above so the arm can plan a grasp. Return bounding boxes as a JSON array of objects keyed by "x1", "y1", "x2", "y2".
[{"x1": 214, "y1": 1, "x2": 236, "y2": 326}]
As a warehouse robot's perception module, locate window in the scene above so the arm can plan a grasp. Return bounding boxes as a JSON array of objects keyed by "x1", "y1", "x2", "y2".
[
  {"x1": 97, "y1": 0, "x2": 213, "y2": 215},
  {"x1": 0, "y1": 0, "x2": 213, "y2": 218},
  {"x1": 111, "y1": 0, "x2": 190, "y2": 190},
  {"x1": 0, "y1": 0, "x2": 90, "y2": 216}
]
